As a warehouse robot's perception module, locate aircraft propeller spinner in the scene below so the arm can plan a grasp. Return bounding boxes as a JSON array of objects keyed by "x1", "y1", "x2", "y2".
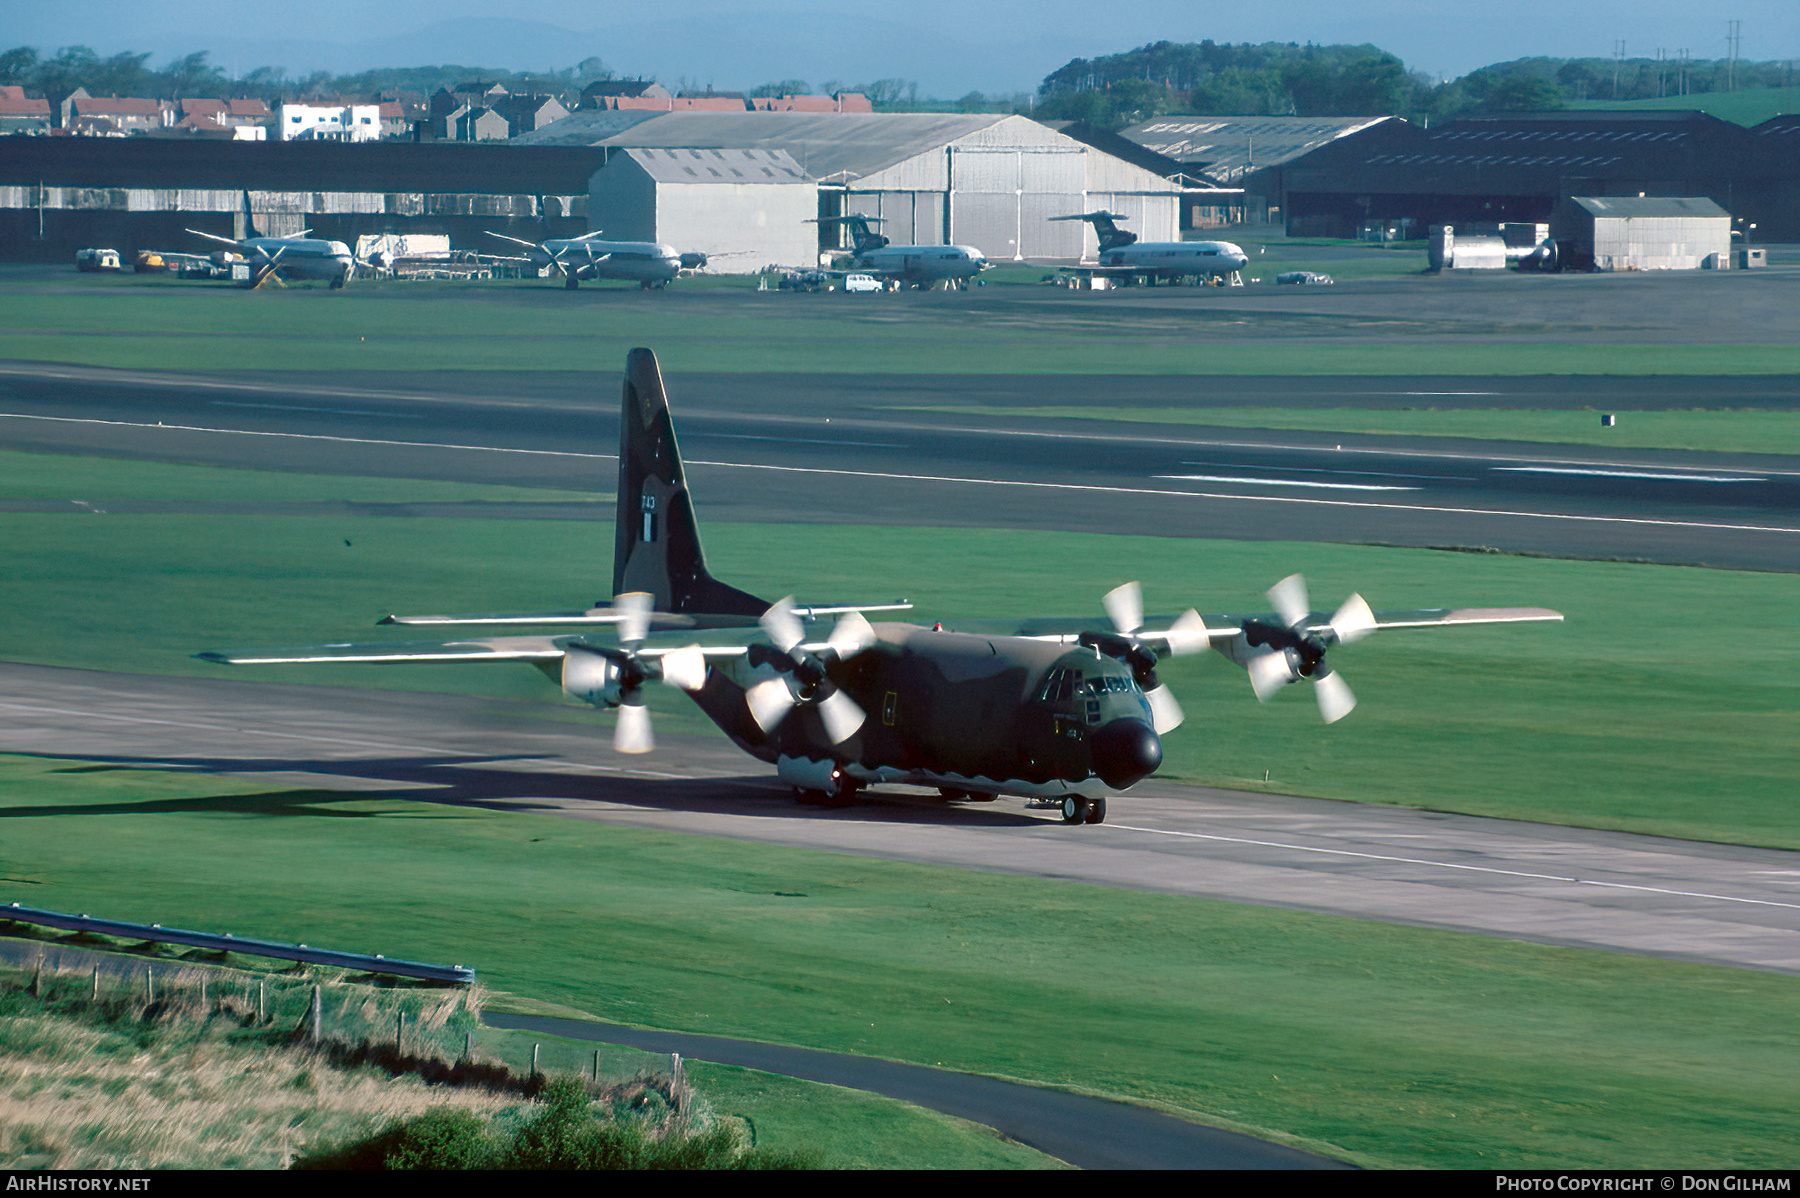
[
  {"x1": 560, "y1": 591, "x2": 707, "y2": 754},
  {"x1": 1097, "y1": 582, "x2": 1210, "y2": 735},
  {"x1": 1244, "y1": 574, "x2": 1376, "y2": 723},
  {"x1": 744, "y1": 597, "x2": 876, "y2": 744}
]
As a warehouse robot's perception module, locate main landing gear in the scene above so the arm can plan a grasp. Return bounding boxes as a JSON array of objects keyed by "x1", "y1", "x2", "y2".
[
  {"x1": 1061, "y1": 796, "x2": 1107, "y2": 825},
  {"x1": 792, "y1": 777, "x2": 859, "y2": 808}
]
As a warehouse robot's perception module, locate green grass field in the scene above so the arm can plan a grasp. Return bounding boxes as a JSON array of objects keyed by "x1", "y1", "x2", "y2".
[
  {"x1": 2, "y1": 754, "x2": 1796, "y2": 1170},
  {"x1": 7, "y1": 279, "x2": 1800, "y2": 376},
  {"x1": 4, "y1": 447, "x2": 1798, "y2": 848},
  {"x1": 892, "y1": 404, "x2": 1800, "y2": 454}
]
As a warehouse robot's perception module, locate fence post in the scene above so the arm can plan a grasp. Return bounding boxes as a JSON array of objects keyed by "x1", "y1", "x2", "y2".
[
  {"x1": 308, "y1": 984, "x2": 322, "y2": 1041},
  {"x1": 531, "y1": 1043, "x2": 539, "y2": 1079},
  {"x1": 145, "y1": 966, "x2": 153, "y2": 1005},
  {"x1": 594, "y1": 1049, "x2": 601, "y2": 1083},
  {"x1": 258, "y1": 981, "x2": 265, "y2": 1024},
  {"x1": 91, "y1": 964, "x2": 99, "y2": 1002},
  {"x1": 396, "y1": 1011, "x2": 405, "y2": 1054},
  {"x1": 464, "y1": 1029, "x2": 474, "y2": 1062}
]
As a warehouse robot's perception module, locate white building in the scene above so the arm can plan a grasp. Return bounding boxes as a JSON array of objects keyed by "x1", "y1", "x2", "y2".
[{"x1": 278, "y1": 102, "x2": 382, "y2": 142}]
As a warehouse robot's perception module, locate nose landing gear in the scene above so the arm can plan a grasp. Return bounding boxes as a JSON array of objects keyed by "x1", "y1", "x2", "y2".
[{"x1": 1061, "y1": 796, "x2": 1107, "y2": 825}]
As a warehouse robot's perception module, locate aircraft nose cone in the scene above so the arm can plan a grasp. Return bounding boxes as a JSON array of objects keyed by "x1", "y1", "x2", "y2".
[{"x1": 1090, "y1": 718, "x2": 1161, "y2": 790}]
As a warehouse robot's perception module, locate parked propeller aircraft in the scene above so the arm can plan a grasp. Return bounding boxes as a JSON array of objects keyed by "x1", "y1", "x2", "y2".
[
  {"x1": 812, "y1": 216, "x2": 990, "y2": 289},
  {"x1": 186, "y1": 192, "x2": 354, "y2": 289},
  {"x1": 484, "y1": 230, "x2": 704, "y2": 289},
  {"x1": 201, "y1": 349, "x2": 1561, "y2": 825},
  {"x1": 1052, "y1": 211, "x2": 1249, "y2": 286}
]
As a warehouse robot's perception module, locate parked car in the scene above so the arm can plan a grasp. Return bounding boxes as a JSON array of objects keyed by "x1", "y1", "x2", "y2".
[{"x1": 1276, "y1": 271, "x2": 1334, "y2": 285}]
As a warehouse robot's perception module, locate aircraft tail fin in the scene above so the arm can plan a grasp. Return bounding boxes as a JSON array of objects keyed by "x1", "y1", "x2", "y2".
[
  {"x1": 240, "y1": 190, "x2": 262, "y2": 239},
  {"x1": 613, "y1": 349, "x2": 768, "y2": 617},
  {"x1": 1051, "y1": 210, "x2": 1137, "y2": 250}
]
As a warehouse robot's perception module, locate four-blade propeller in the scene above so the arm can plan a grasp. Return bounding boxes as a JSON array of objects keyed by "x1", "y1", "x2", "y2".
[
  {"x1": 561, "y1": 591, "x2": 706, "y2": 754},
  {"x1": 744, "y1": 597, "x2": 876, "y2": 745},
  {"x1": 1244, "y1": 574, "x2": 1375, "y2": 723},
  {"x1": 1097, "y1": 582, "x2": 1209, "y2": 734}
]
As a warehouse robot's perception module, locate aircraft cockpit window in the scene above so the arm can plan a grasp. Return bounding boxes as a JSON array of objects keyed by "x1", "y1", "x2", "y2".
[{"x1": 1038, "y1": 668, "x2": 1077, "y2": 704}]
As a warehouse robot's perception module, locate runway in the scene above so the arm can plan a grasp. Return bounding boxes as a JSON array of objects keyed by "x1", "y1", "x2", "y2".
[
  {"x1": 2, "y1": 363, "x2": 1799, "y2": 570},
  {"x1": 6, "y1": 662, "x2": 1796, "y2": 976}
]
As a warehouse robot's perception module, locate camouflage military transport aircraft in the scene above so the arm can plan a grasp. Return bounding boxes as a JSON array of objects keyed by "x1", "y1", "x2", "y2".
[{"x1": 201, "y1": 349, "x2": 1561, "y2": 825}]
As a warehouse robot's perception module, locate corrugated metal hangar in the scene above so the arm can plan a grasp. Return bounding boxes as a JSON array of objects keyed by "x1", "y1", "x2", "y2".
[
  {"x1": 523, "y1": 110, "x2": 1181, "y2": 263},
  {"x1": 0, "y1": 139, "x2": 599, "y2": 261},
  {"x1": 589, "y1": 147, "x2": 814, "y2": 269},
  {"x1": 1549, "y1": 196, "x2": 1731, "y2": 271},
  {"x1": 1263, "y1": 110, "x2": 1799, "y2": 241}
]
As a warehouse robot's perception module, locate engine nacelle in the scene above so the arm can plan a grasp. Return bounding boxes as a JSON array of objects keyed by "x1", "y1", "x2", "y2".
[
  {"x1": 776, "y1": 755, "x2": 844, "y2": 792},
  {"x1": 562, "y1": 646, "x2": 626, "y2": 707}
]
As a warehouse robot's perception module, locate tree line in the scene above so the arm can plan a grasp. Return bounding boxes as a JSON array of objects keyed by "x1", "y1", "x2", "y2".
[
  {"x1": 3, "y1": 38, "x2": 1794, "y2": 124},
  {"x1": 1031, "y1": 39, "x2": 1800, "y2": 129}
]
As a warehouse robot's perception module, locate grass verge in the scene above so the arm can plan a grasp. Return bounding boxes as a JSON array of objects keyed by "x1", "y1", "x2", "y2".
[
  {"x1": 6, "y1": 281, "x2": 1800, "y2": 375},
  {"x1": 1, "y1": 761, "x2": 1795, "y2": 1170}
]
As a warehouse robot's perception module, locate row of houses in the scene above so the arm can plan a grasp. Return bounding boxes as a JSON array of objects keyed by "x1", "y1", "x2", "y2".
[{"x1": 0, "y1": 77, "x2": 874, "y2": 145}]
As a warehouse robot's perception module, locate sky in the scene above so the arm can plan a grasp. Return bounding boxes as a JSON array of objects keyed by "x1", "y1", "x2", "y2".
[{"x1": 9, "y1": 1, "x2": 1799, "y2": 98}]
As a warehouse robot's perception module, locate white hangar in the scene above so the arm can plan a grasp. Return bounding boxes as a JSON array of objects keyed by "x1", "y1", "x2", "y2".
[{"x1": 520, "y1": 111, "x2": 1181, "y2": 267}]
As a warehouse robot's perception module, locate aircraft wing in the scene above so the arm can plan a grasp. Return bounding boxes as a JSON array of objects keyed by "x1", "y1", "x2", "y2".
[
  {"x1": 186, "y1": 229, "x2": 246, "y2": 251},
  {"x1": 195, "y1": 635, "x2": 570, "y2": 665},
  {"x1": 940, "y1": 606, "x2": 1561, "y2": 643}
]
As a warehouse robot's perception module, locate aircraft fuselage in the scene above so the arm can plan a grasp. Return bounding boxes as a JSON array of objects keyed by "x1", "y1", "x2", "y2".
[
  {"x1": 538, "y1": 238, "x2": 682, "y2": 286},
  {"x1": 678, "y1": 623, "x2": 1162, "y2": 800},
  {"x1": 1092, "y1": 240, "x2": 1249, "y2": 282},
  {"x1": 239, "y1": 237, "x2": 355, "y2": 286},
  {"x1": 849, "y1": 244, "x2": 989, "y2": 287}
]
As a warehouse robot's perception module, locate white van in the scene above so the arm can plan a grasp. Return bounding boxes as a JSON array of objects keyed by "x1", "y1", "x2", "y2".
[{"x1": 842, "y1": 273, "x2": 882, "y2": 292}]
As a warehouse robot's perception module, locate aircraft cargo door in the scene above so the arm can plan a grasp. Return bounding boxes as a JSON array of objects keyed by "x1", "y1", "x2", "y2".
[{"x1": 948, "y1": 147, "x2": 1085, "y2": 262}]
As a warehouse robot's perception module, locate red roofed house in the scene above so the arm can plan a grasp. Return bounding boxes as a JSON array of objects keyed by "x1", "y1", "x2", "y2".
[
  {"x1": 69, "y1": 95, "x2": 167, "y2": 135},
  {"x1": 0, "y1": 85, "x2": 53, "y2": 133}
]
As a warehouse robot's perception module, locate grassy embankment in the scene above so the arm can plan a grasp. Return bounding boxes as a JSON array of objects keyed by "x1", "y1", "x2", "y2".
[
  {"x1": 5, "y1": 278, "x2": 1800, "y2": 376},
  {"x1": 2, "y1": 756, "x2": 1797, "y2": 1170},
  {"x1": 0, "y1": 954, "x2": 1036, "y2": 1169},
  {"x1": 3, "y1": 447, "x2": 1797, "y2": 848}
]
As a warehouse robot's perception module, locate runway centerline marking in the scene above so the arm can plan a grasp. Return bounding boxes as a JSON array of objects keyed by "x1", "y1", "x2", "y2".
[
  {"x1": 1106, "y1": 823, "x2": 1800, "y2": 911},
  {"x1": 5, "y1": 412, "x2": 1796, "y2": 537},
  {"x1": 1495, "y1": 467, "x2": 1766, "y2": 483},
  {"x1": 1156, "y1": 474, "x2": 1420, "y2": 492},
  {"x1": 1181, "y1": 460, "x2": 1471, "y2": 482}
]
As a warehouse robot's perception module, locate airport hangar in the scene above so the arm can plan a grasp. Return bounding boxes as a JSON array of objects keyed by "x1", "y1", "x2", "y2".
[
  {"x1": 520, "y1": 110, "x2": 1182, "y2": 265},
  {"x1": 1116, "y1": 109, "x2": 1800, "y2": 244},
  {"x1": 0, "y1": 112, "x2": 1181, "y2": 271}
]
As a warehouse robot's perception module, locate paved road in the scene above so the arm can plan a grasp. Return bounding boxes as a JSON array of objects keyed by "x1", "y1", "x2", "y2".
[
  {"x1": 482, "y1": 1011, "x2": 1344, "y2": 1170},
  {"x1": 5, "y1": 663, "x2": 1795, "y2": 976},
  {"x1": 2, "y1": 363, "x2": 1798, "y2": 569}
]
